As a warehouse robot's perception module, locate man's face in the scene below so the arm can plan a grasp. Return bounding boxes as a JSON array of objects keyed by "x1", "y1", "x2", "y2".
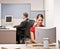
[{"x1": 23, "y1": 15, "x2": 26, "y2": 19}]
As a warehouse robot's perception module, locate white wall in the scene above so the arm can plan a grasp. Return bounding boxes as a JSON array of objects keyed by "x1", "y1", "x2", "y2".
[
  {"x1": 44, "y1": 0, "x2": 59, "y2": 47},
  {"x1": 44, "y1": 0, "x2": 54, "y2": 27},
  {"x1": 1, "y1": 0, "x2": 44, "y2": 10},
  {"x1": 54, "y1": 0, "x2": 60, "y2": 43}
]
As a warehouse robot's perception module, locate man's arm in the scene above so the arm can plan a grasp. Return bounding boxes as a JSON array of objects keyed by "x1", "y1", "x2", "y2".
[
  {"x1": 13, "y1": 21, "x2": 26, "y2": 28},
  {"x1": 19, "y1": 21, "x2": 26, "y2": 28}
]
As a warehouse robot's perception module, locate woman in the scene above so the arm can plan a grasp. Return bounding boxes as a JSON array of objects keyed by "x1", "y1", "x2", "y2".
[{"x1": 30, "y1": 14, "x2": 44, "y2": 43}]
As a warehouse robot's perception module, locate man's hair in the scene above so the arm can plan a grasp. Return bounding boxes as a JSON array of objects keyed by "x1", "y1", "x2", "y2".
[{"x1": 23, "y1": 12, "x2": 28, "y2": 17}]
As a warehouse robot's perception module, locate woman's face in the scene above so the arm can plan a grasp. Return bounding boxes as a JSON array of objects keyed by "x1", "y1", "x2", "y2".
[{"x1": 36, "y1": 16, "x2": 43, "y2": 25}]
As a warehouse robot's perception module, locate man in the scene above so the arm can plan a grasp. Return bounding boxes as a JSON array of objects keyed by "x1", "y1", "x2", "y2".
[{"x1": 14, "y1": 12, "x2": 31, "y2": 44}]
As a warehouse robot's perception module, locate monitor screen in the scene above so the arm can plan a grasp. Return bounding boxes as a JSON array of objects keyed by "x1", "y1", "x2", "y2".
[{"x1": 6, "y1": 17, "x2": 12, "y2": 22}]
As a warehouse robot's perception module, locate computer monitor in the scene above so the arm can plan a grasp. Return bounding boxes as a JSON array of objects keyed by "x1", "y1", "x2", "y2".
[{"x1": 35, "y1": 27, "x2": 56, "y2": 43}]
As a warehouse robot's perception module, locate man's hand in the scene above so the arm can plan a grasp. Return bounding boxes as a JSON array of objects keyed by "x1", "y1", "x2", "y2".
[
  {"x1": 13, "y1": 25, "x2": 18, "y2": 28},
  {"x1": 13, "y1": 25, "x2": 20, "y2": 28}
]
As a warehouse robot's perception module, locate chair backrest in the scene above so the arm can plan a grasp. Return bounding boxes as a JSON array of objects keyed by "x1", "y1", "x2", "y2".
[
  {"x1": 20, "y1": 19, "x2": 35, "y2": 39},
  {"x1": 24, "y1": 19, "x2": 35, "y2": 37},
  {"x1": 29, "y1": 20, "x2": 35, "y2": 27}
]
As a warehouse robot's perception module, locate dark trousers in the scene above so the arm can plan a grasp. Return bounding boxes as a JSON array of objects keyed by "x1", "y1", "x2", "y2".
[
  {"x1": 16, "y1": 27, "x2": 30, "y2": 44},
  {"x1": 16, "y1": 27, "x2": 25, "y2": 44},
  {"x1": 16, "y1": 32, "x2": 20, "y2": 44}
]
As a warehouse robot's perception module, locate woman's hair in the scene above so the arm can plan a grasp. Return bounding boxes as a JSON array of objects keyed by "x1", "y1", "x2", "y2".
[{"x1": 36, "y1": 14, "x2": 44, "y2": 19}]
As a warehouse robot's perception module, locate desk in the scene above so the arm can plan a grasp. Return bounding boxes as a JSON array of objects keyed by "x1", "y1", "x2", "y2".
[
  {"x1": 26, "y1": 43, "x2": 57, "y2": 49},
  {"x1": 0, "y1": 28, "x2": 16, "y2": 44},
  {"x1": 0, "y1": 44, "x2": 58, "y2": 49}
]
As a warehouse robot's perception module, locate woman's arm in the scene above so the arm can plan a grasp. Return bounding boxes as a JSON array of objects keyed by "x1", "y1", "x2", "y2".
[{"x1": 30, "y1": 32, "x2": 35, "y2": 43}]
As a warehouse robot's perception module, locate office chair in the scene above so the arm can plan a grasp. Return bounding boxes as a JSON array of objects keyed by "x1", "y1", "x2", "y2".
[{"x1": 16, "y1": 20, "x2": 35, "y2": 44}]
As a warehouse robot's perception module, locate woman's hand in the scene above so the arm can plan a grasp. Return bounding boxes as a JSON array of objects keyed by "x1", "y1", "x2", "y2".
[{"x1": 30, "y1": 39, "x2": 35, "y2": 43}]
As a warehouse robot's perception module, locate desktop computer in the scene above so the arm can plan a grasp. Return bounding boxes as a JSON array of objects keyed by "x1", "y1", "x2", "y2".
[{"x1": 35, "y1": 27, "x2": 56, "y2": 43}]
